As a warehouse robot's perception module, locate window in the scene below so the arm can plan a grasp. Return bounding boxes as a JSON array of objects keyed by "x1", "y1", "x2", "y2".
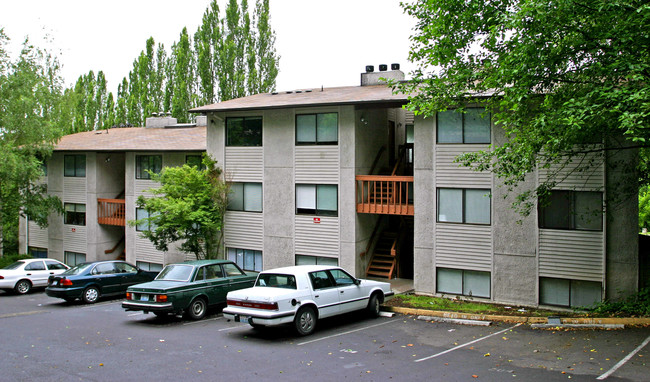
[
  {"x1": 46, "y1": 260, "x2": 67, "y2": 270},
  {"x1": 329, "y1": 269, "x2": 356, "y2": 286},
  {"x1": 135, "y1": 208, "x2": 158, "y2": 232},
  {"x1": 228, "y1": 248, "x2": 263, "y2": 272},
  {"x1": 226, "y1": 116, "x2": 263, "y2": 146},
  {"x1": 186, "y1": 155, "x2": 204, "y2": 169},
  {"x1": 25, "y1": 260, "x2": 46, "y2": 271},
  {"x1": 227, "y1": 183, "x2": 263, "y2": 212},
  {"x1": 296, "y1": 113, "x2": 338, "y2": 144},
  {"x1": 437, "y1": 268, "x2": 491, "y2": 298},
  {"x1": 64, "y1": 155, "x2": 86, "y2": 177},
  {"x1": 64, "y1": 203, "x2": 86, "y2": 226},
  {"x1": 309, "y1": 270, "x2": 335, "y2": 289},
  {"x1": 295, "y1": 255, "x2": 338, "y2": 266},
  {"x1": 136, "y1": 261, "x2": 163, "y2": 272},
  {"x1": 538, "y1": 191, "x2": 603, "y2": 231},
  {"x1": 28, "y1": 247, "x2": 48, "y2": 258},
  {"x1": 437, "y1": 188, "x2": 490, "y2": 224},
  {"x1": 92, "y1": 262, "x2": 116, "y2": 275},
  {"x1": 437, "y1": 108, "x2": 490, "y2": 144},
  {"x1": 296, "y1": 184, "x2": 338, "y2": 216},
  {"x1": 136, "y1": 155, "x2": 162, "y2": 179},
  {"x1": 540, "y1": 277, "x2": 602, "y2": 307},
  {"x1": 65, "y1": 251, "x2": 86, "y2": 266},
  {"x1": 223, "y1": 262, "x2": 246, "y2": 276},
  {"x1": 115, "y1": 262, "x2": 137, "y2": 273}
]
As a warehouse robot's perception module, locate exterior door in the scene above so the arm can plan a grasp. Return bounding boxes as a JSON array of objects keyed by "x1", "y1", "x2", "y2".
[
  {"x1": 24, "y1": 260, "x2": 49, "y2": 287},
  {"x1": 329, "y1": 269, "x2": 367, "y2": 313}
]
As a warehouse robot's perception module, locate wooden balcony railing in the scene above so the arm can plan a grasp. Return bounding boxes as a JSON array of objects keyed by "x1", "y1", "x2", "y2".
[
  {"x1": 98, "y1": 199, "x2": 126, "y2": 226},
  {"x1": 356, "y1": 175, "x2": 414, "y2": 216}
]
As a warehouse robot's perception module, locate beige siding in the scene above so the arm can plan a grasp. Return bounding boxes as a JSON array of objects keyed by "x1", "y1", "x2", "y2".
[
  {"x1": 135, "y1": 237, "x2": 164, "y2": 264},
  {"x1": 405, "y1": 111, "x2": 415, "y2": 125},
  {"x1": 538, "y1": 151, "x2": 605, "y2": 190},
  {"x1": 435, "y1": 224, "x2": 492, "y2": 271},
  {"x1": 63, "y1": 226, "x2": 87, "y2": 253},
  {"x1": 225, "y1": 147, "x2": 264, "y2": 182},
  {"x1": 539, "y1": 229, "x2": 604, "y2": 282},
  {"x1": 63, "y1": 177, "x2": 86, "y2": 202},
  {"x1": 435, "y1": 145, "x2": 492, "y2": 187},
  {"x1": 295, "y1": 146, "x2": 339, "y2": 183},
  {"x1": 295, "y1": 216, "x2": 339, "y2": 257},
  {"x1": 135, "y1": 179, "x2": 158, "y2": 195},
  {"x1": 224, "y1": 212, "x2": 264, "y2": 250},
  {"x1": 28, "y1": 221, "x2": 48, "y2": 248}
]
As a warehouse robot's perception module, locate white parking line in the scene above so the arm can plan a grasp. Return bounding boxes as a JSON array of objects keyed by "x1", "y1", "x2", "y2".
[
  {"x1": 218, "y1": 324, "x2": 250, "y2": 332},
  {"x1": 81, "y1": 301, "x2": 121, "y2": 309},
  {"x1": 296, "y1": 319, "x2": 401, "y2": 346},
  {"x1": 597, "y1": 334, "x2": 650, "y2": 380},
  {"x1": 414, "y1": 323, "x2": 522, "y2": 363},
  {"x1": 183, "y1": 316, "x2": 223, "y2": 326}
]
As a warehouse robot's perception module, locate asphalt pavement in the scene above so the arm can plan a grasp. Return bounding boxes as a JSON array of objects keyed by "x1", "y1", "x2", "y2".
[{"x1": 1, "y1": 289, "x2": 648, "y2": 381}]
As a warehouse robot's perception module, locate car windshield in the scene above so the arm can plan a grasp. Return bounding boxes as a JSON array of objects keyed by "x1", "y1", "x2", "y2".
[
  {"x1": 62, "y1": 263, "x2": 94, "y2": 275},
  {"x1": 3, "y1": 261, "x2": 25, "y2": 270},
  {"x1": 155, "y1": 264, "x2": 194, "y2": 281},
  {"x1": 255, "y1": 273, "x2": 297, "y2": 289}
]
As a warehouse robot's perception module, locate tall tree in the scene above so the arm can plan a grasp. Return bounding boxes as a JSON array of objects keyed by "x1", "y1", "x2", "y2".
[
  {"x1": 0, "y1": 32, "x2": 64, "y2": 255},
  {"x1": 397, "y1": 0, "x2": 649, "y2": 215},
  {"x1": 253, "y1": 0, "x2": 279, "y2": 94},
  {"x1": 132, "y1": 155, "x2": 229, "y2": 260},
  {"x1": 171, "y1": 27, "x2": 194, "y2": 122}
]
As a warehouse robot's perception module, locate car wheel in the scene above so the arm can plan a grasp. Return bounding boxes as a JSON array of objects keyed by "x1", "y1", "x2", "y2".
[
  {"x1": 14, "y1": 280, "x2": 32, "y2": 294},
  {"x1": 367, "y1": 293, "x2": 381, "y2": 318},
  {"x1": 82, "y1": 286, "x2": 100, "y2": 304},
  {"x1": 186, "y1": 298, "x2": 207, "y2": 320},
  {"x1": 294, "y1": 306, "x2": 317, "y2": 336}
]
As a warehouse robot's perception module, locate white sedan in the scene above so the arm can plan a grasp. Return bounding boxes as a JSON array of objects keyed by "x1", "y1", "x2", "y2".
[
  {"x1": 223, "y1": 265, "x2": 394, "y2": 336},
  {"x1": 0, "y1": 258, "x2": 70, "y2": 294}
]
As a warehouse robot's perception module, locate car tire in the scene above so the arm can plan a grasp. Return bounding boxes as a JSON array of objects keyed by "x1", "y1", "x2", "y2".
[
  {"x1": 294, "y1": 306, "x2": 317, "y2": 336},
  {"x1": 367, "y1": 293, "x2": 381, "y2": 318},
  {"x1": 82, "y1": 286, "x2": 100, "y2": 304},
  {"x1": 14, "y1": 280, "x2": 32, "y2": 294},
  {"x1": 186, "y1": 298, "x2": 207, "y2": 320}
]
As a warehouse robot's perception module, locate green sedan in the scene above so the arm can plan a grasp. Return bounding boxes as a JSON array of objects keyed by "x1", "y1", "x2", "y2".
[{"x1": 122, "y1": 260, "x2": 258, "y2": 320}]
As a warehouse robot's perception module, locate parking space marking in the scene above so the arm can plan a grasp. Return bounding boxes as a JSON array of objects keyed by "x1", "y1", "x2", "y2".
[
  {"x1": 183, "y1": 316, "x2": 223, "y2": 326},
  {"x1": 81, "y1": 301, "x2": 121, "y2": 309},
  {"x1": 597, "y1": 334, "x2": 650, "y2": 380},
  {"x1": 296, "y1": 319, "x2": 401, "y2": 346},
  {"x1": 0, "y1": 310, "x2": 48, "y2": 319},
  {"x1": 218, "y1": 324, "x2": 250, "y2": 331},
  {"x1": 414, "y1": 323, "x2": 522, "y2": 363}
]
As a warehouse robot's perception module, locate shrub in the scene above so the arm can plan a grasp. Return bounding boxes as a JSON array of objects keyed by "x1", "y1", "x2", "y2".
[{"x1": 0, "y1": 254, "x2": 32, "y2": 269}]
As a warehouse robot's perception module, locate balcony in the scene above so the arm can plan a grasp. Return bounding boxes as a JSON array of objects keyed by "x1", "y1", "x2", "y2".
[
  {"x1": 356, "y1": 175, "x2": 414, "y2": 216},
  {"x1": 98, "y1": 199, "x2": 126, "y2": 226}
]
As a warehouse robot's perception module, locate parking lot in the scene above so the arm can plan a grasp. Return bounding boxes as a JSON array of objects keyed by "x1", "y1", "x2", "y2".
[{"x1": 1, "y1": 290, "x2": 648, "y2": 381}]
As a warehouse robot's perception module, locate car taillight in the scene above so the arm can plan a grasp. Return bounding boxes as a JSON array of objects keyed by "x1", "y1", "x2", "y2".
[
  {"x1": 227, "y1": 299, "x2": 278, "y2": 310},
  {"x1": 126, "y1": 292, "x2": 132, "y2": 300},
  {"x1": 0, "y1": 275, "x2": 4, "y2": 279},
  {"x1": 60, "y1": 278, "x2": 73, "y2": 286},
  {"x1": 155, "y1": 295, "x2": 168, "y2": 303}
]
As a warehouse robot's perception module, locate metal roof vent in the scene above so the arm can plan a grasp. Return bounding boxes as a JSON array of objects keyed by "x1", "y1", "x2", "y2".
[
  {"x1": 365, "y1": 65, "x2": 375, "y2": 73},
  {"x1": 379, "y1": 64, "x2": 388, "y2": 71},
  {"x1": 391, "y1": 63, "x2": 400, "y2": 70}
]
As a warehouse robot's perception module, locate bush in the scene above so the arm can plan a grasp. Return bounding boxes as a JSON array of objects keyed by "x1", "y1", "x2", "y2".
[
  {"x1": 587, "y1": 288, "x2": 650, "y2": 317},
  {"x1": 0, "y1": 254, "x2": 32, "y2": 269}
]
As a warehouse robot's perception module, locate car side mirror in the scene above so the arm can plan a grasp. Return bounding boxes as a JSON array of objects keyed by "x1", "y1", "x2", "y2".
[{"x1": 354, "y1": 278, "x2": 361, "y2": 286}]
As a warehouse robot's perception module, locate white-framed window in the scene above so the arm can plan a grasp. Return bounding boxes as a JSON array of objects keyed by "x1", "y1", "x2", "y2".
[
  {"x1": 296, "y1": 184, "x2": 338, "y2": 216},
  {"x1": 135, "y1": 208, "x2": 158, "y2": 232},
  {"x1": 136, "y1": 261, "x2": 164, "y2": 272},
  {"x1": 295, "y1": 254, "x2": 338, "y2": 266},
  {"x1": 539, "y1": 277, "x2": 602, "y2": 307},
  {"x1": 228, "y1": 183, "x2": 263, "y2": 212},
  {"x1": 437, "y1": 107, "x2": 490, "y2": 144},
  {"x1": 136, "y1": 155, "x2": 162, "y2": 179},
  {"x1": 228, "y1": 248, "x2": 263, "y2": 272},
  {"x1": 437, "y1": 188, "x2": 490, "y2": 224},
  {"x1": 437, "y1": 268, "x2": 491, "y2": 298},
  {"x1": 296, "y1": 112, "x2": 338, "y2": 144},
  {"x1": 64, "y1": 251, "x2": 86, "y2": 266},
  {"x1": 64, "y1": 203, "x2": 86, "y2": 226},
  {"x1": 538, "y1": 191, "x2": 603, "y2": 231},
  {"x1": 64, "y1": 155, "x2": 86, "y2": 177}
]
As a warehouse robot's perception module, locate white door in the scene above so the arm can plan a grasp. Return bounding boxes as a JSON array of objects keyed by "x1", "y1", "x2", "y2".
[
  {"x1": 330, "y1": 269, "x2": 367, "y2": 313},
  {"x1": 308, "y1": 270, "x2": 340, "y2": 318}
]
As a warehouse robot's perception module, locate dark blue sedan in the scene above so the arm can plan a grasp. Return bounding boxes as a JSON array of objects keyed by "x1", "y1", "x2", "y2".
[{"x1": 46, "y1": 260, "x2": 158, "y2": 304}]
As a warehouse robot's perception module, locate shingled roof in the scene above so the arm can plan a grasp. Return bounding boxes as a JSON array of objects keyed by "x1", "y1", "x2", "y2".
[
  {"x1": 53, "y1": 126, "x2": 206, "y2": 152},
  {"x1": 190, "y1": 84, "x2": 410, "y2": 113}
]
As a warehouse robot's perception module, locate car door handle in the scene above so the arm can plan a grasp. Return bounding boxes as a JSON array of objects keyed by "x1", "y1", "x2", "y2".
[
  {"x1": 340, "y1": 291, "x2": 344, "y2": 294},
  {"x1": 314, "y1": 295, "x2": 319, "y2": 298},
  {"x1": 50, "y1": 272, "x2": 55, "y2": 274},
  {"x1": 26, "y1": 273, "x2": 32, "y2": 276}
]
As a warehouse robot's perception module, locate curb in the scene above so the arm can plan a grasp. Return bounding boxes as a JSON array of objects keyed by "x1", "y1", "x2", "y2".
[{"x1": 382, "y1": 306, "x2": 650, "y2": 327}]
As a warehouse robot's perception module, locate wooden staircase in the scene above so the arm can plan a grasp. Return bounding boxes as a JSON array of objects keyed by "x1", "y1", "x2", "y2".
[{"x1": 366, "y1": 231, "x2": 399, "y2": 279}]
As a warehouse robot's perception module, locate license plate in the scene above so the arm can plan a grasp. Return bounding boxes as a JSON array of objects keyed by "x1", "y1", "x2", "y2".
[
  {"x1": 140, "y1": 294, "x2": 149, "y2": 301},
  {"x1": 236, "y1": 315, "x2": 249, "y2": 323}
]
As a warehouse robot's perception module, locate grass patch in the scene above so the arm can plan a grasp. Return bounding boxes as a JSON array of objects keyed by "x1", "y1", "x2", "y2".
[{"x1": 585, "y1": 288, "x2": 650, "y2": 317}]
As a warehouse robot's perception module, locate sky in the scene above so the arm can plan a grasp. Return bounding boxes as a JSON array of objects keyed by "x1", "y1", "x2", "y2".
[{"x1": 0, "y1": 0, "x2": 416, "y2": 95}]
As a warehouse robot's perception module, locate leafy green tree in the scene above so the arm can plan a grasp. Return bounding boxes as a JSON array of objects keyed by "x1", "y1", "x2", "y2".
[
  {"x1": 0, "y1": 31, "x2": 64, "y2": 256},
  {"x1": 397, "y1": 0, "x2": 649, "y2": 214},
  {"x1": 171, "y1": 27, "x2": 195, "y2": 122},
  {"x1": 253, "y1": 0, "x2": 279, "y2": 95},
  {"x1": 132, "y1": 155, "x2": 229, "y2": 260}
]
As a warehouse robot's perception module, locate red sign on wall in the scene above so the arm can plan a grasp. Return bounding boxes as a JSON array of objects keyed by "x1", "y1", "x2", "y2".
[{"x1": 313, "y1": 218, "x2": 321, "y2": 224}]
